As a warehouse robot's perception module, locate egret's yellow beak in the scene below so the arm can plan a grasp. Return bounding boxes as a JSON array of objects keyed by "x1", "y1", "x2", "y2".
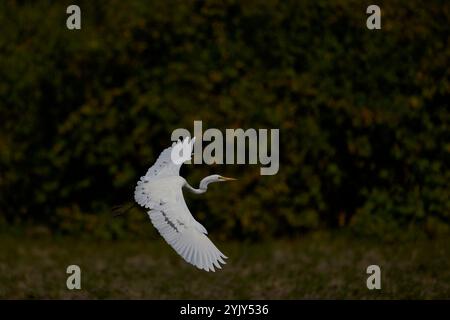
[{"x1": 220, "y1": 176, "x2": 237, "y2": 181}]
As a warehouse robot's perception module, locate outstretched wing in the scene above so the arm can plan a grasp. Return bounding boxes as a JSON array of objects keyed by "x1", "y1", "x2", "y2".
[
  {"x1": 134, "y1": 137, "x2": 194, "y2": 209},
  {"x1": 147, "y1": 183, "x2": 227, "y2": 272},
  {"x1": 144, "y1": 136, "x2": 195, "y2": 180}
]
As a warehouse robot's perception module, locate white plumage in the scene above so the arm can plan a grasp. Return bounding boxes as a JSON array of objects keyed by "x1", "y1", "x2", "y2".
[{"x1": 134, "y1": 137, "x2": 234, "y2": 272}]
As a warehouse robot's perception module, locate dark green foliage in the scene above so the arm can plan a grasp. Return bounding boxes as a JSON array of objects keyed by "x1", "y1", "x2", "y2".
[{"x1": 0, "y1": 0, "x2": 448, "y2": 239}]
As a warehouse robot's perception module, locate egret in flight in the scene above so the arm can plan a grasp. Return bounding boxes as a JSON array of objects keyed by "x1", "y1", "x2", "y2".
[{"x1": 134, "y1": 137, "x2": 235, "y2": 272}]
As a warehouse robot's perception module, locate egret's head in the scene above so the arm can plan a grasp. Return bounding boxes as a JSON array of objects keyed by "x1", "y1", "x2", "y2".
[{"x1": 199, "y1": 174, "x2": 237, "y2": 190}]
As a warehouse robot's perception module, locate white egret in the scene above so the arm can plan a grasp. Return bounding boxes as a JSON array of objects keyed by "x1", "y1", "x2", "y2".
[{"x1": 134, "y1": 137, "x2": 235, "y2": 272}]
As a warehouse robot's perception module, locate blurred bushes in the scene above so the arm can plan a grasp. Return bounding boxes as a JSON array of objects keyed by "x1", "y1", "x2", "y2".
[{"x1": 0, "y1": 0, "x2": 448, "y2": 239}]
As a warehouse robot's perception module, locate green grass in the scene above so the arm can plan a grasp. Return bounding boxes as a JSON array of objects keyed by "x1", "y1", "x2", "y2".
[{"x1": 0, "y1": 232, "x2": 449, "y2": 299}]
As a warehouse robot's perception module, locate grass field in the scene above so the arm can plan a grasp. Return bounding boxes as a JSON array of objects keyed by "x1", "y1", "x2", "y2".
[{"x1": 0, "y1": 232, "x2": 449, "y2": 299}]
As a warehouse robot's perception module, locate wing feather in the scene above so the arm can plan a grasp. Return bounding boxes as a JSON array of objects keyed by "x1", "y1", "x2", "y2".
[
  {"x1": 134, "y1": 137, "x2": 195, "y2": 209},
  {"x1": 146, "y1": 197, "x2": 227, "y2": 272}
]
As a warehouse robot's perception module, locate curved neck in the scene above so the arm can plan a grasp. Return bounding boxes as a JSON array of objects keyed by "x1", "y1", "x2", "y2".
[
  {"x1": 183, "y1": 175, "x2": 218, "y2": 194},
  {"x1": 183, "y1": 181, "x2": 206, "y2": 194}
]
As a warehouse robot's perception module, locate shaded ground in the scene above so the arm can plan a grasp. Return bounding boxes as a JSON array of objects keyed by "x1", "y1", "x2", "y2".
[{"x1": 0, "y1": 232, "x2": 449, "y2": 299}]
